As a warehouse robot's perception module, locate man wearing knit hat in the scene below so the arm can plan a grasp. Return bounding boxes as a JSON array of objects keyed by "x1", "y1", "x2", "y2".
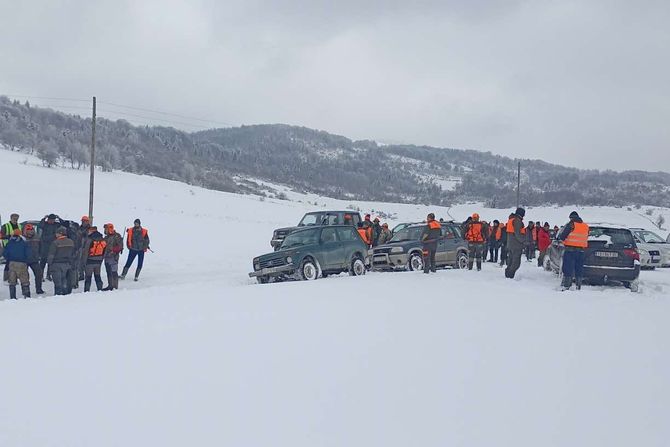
[
  {"x1": 557, "y1": 211, "x2": 590, "y2": 290},
  {"x1": 24, "y1": 224, "x2": 45, "y2": 295},
  {"x1": 505, "y1": 207, "x2": 526, "y2": 279}
]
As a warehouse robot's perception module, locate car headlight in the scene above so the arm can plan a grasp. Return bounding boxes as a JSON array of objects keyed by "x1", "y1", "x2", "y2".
[
  {"x1": 253, "y1": 258, "x2": 260, "y2": 269},
  {"x1": 286, "y1": 256, "x2": 293, "y2": 264},
  {"x1": 390, "y1": 247, "x2": 404, "y2": 254}
]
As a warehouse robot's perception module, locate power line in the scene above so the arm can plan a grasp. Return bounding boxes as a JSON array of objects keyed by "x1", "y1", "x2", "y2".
[
  {"x1": 98, "y1": 100, "x2": 234, "y2": 127},
  {"x1": 96, "y1": 109, "x2": 212, "y2": 129}
]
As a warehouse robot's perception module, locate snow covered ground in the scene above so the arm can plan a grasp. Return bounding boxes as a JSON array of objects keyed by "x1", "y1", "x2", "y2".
[{"x1": 1, "y1": 149, "x2": 670, "y2": 446}]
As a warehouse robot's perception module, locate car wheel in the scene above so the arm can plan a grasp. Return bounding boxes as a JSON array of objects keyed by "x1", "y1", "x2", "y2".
[
  {"x1": 349, "y1": 256, "x2": 366, "y2": 276},
  {"x1": 299, "y1": 258, "x2": 319, "y2": 281},
  {"x1": 456, "y1": 251, "x2": 468, "y2": 269},
  {"x1": 408, "y1": 253, "x2": 424, "y2": 272}
]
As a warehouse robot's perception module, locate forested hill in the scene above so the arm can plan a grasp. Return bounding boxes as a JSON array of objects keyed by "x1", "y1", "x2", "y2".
[{"x1": 1, "y1": 96, "x2": 669, "y2": 208}]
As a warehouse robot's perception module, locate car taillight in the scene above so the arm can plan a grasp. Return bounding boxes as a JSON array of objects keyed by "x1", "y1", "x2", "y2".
[{"x1": 624, "y1": 248, "x2": 640, "y2": 261}]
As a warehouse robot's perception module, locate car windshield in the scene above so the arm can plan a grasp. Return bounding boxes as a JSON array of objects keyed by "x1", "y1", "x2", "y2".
[
  {"x1": 298, "y1": 213, "x2": 323, "y2": 226},
  {"x1": 634, "y1": 230, "x2": 666, "y2": 243},
  {"x1": 281, "y1": 229, "x2": 319, "y2": 249},
  {"x1": 390, "y1": 226, "x2": 423, "y2": 242},
  {"x1": 588, "y1": 227, "x2": 634, "y2": 247}
]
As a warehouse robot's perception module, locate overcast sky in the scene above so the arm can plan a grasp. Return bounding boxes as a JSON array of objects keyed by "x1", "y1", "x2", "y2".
[{"x1": 1, "y1": 0, "x2": 669, "y2": 171}]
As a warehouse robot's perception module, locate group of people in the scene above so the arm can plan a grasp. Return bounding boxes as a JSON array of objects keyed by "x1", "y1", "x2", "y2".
[
  {"x1": 421, "y1": 208, "x2": 589, "y2": 290},
  {"x1": 1, "y1": 213, "x2": 150, "y2": 299},
  {"x1": 356, "y1": 214, "x2": 393, "y2": 248}
]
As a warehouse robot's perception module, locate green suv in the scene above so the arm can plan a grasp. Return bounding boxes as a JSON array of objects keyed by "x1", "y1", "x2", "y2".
[{"x1": 250, "y1": 225, "x2": 369, "y2": 283}]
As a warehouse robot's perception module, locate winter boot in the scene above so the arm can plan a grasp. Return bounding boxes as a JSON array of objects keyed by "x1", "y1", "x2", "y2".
[
  {"x1": 576, "y1": 278, "x2": 582, "y2": 290},
  {"x1": 476, "y1": 260, "x2": 482, "y2": 271},
  {"x1": 468, "y1": 260, "x2": 474, "y2": 270},
  {"x1": 561, "y1": 276, "x2": 572, "y2": 291},
  {"x1": 36, "y1": 288, "x2": 45, "y2": 295},
  {"x1": 120, "y1": 266, "x2": 129, "y2": 280},
  {"x1": 84, "y1": 277, "x2": 92, "y2": 292},
  {"x1": 134, "y1": 267, "x2": 142, "y2": 282},
  {"x1": 9, "y1": 285, "x2": 17, "y2": 299},
  {"x1": 21, "y1": 285, "x2": 31, "y2": 298},
  {"x1": 113, "y1": 272, "x2": 119, "y2": 289}
]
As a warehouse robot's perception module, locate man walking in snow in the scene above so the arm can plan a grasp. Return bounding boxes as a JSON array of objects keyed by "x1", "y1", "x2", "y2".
[
  {"x1": 47, "y1": 227, "x2": 75, "y2": 295},
  {"x1": 557, "y1": 211, "x2": 589, "y2": 290},
  {"x1": 505, "y1": 208, "x2": 526, "y2": 279},
  {"x1": 121, "y1": 219, "x2": 150, "y2": 281},
  {"x1": 39, "y1": 214, "x2": 61, "y2": 280},
  {"x1": 4, "y1": 229, "x2": 32, "y2": 299},
  {"x1": 74, "y1": 215, "x2": 92, "y2": 283},
  {"x1": 81, "y1": 226, "x2": 106, "y2": 292},
  {"x1": 463, "y1": 213, "x2": 487, "y2": 271}
]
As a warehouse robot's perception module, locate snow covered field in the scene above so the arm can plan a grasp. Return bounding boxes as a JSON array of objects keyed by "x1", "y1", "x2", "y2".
[{"x1": 1, "y1": 149, "x2": 670, "y2": 446}]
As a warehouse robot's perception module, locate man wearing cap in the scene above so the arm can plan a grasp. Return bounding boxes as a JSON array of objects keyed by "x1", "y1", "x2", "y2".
[
  {"x1": 4, "y1": 229, "x2": 31, "y2": 298},
  {"x1": 39, "y1": 214, "x2": 61, "y2": 280},
  {"x1": 421, "y1": 213, "x2": 442, "y2": 274},
  {"x1": 102, "y1": 223, "x2": 123, "y2": 291},
  {"x1": 121, "y1": 219, "x2": 150, "y2": 281},
  {"x1": 47, "y1": 227, "x2": 75, "y2": 295},
  {"x1": 463, "y1": 213, "x2": 488, "y2": 271},
  {"x1": 371, "y1": 217, "x2": 382, "y2": 247},
  {"x1": 557, "y1": 211, "x2": 590, "y2": 290},
  {"x1": 24, "y1": 224, "x2": 45, "y2": 294},
  {"x1": 1, "y1": 213, "x2": 22, "y2": 282},
  {"x1": 505, "y1": 207, "x2": 526, "y2": 279}
]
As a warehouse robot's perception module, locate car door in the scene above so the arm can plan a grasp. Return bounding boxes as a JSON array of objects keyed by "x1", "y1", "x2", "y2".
[
  {"x1": 319, "y1": 227, "x2": 343, "y2": 270},
  {"x1": 439, "y1": 225, "x2": 459, "y2": 264},
  {"x1": 336, "y1": 226, "x2": 362, "y2": 267}
]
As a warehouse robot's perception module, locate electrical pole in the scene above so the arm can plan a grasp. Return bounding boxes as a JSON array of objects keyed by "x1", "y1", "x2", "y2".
[
  {"x1": 88, "y1": 96, "x2": 96, "y2": 223},
  {"x1": 516, "y1": 161, "x2": 521, "y2": 209}
]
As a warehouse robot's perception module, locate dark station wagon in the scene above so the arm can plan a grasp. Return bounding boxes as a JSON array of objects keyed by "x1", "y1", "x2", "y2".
[
  {"x1": 371, "y1": 221, "x2": 469, "y2": 272},
  {"x1": 251, "y1": 225, "x2": 369, "y2": 283},
  {"x1": 544, "y1": 223, "x2": 641, "y2": 292}
]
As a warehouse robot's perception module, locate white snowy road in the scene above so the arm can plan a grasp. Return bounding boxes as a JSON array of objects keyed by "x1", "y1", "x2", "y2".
[{"x1": 1, "y1": 149, "x2": 670, "y2": 446}]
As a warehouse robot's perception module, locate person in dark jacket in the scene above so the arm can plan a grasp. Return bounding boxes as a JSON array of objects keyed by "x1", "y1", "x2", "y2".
[
  {"x1": 102, "y1": 223, "x2": 123, "y2": 291},
  {"x1": 557, "y1": 211, "x2": 590, "y2": 290},
  {"x1": 23, "y1": 224, "x2": 45, "y2": 295},
  {"x1": 47, "y1": 227, "x2": 75, "y2": 295},
  {"x1": 421, "y1": 213, "x2": 442, "y2": 274},
  {"x1": 499, "y1": 215, "x2": 511, "y2": 267},
  {"x1": 505, "y1": 208, "x2": 526, "y2": 279},
  {"x1": 377, "y1": 223, "x2": 392, "y2": 246},
  {"x1": 121, "y1": 219, "x2": 150, "y2": 281},
  {"x1": 371, "y1": 217, "x2": 382, "y2": 247},
  {"x1": 74, "y1": 216, "x2": 91, "y2": 283},
  {"x1": 39, "y1": 214, "x2": 61, "y2": 280},
  {"x1": 1, "y1": 213, "x2": 22, "y2": 281},
  {"x1": 81, "y1": 226, "x2": 106, "y2": 292},
  {"x1": 4, "y1": 229, "x2": 32, "y2": 299},
  {"x1": 488, "y1": 220, "x2": 502, "y2": 263}
]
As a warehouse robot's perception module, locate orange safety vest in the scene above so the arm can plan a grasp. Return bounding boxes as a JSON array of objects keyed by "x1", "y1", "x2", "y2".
[
  {"x1": 428, "y1": 220, "x2": 441, "y2": 230},
  {"x1": 357, "y1": 227, "x2": 371, "y2": 245},
  {"x1": 466, "y1": 222, "x2": 485, "y2": 242},
  {"x1": 127, "y1": 227, "x2": 149, "y2": 251},
  {"x1": 89, "y1": 240, "x2": 107, "y2": 257},
  {"x1": 564, "y1": 222, "x2": 589, "y2": 248},
  {"x1": 495, "y1": 226, "x2": 502, "y2": 241},
  {"x1": 506, "y1": 218, "x2": 526, "y2": 235}
]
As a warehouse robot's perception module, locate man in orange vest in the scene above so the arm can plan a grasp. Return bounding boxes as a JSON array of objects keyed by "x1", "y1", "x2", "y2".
[
  {"x1": 81, "y1": 226, "x2": 107, "y2": 292},
  {"x1": 557, "y1": 211, "x2": 589, "y2": 290},
  {"x1": 505, "y1": 208, "x2": 526, "y2": 279},
  {"x1": 463, "y1": 213, "x2": 487, "y2": 271},
  {"x1": 121, "y1": 219, "x2": 150, "y2": 281},
  {"x1": 421, "y1": 213, "x2": 442, "y2": 274}
]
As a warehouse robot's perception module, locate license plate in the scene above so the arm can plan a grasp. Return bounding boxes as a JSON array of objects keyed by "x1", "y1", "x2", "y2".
[{"x1": 595, "y1": 251, "x2": 618, "y2": 258}]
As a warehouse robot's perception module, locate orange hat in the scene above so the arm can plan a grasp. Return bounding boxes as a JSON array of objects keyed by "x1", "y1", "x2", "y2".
[
  {"x1": 472, "y1": 213, "x2": 480, "y2": 220},
  {"x1": 25, "y1": 223, "x2": 34, "y2": 231},
  {"x1": 81, "y1": 215, "x2": 90, "y2": 222}
]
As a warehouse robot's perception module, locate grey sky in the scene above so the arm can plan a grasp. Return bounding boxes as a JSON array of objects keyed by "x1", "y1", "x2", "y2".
[{"x1": 1, "y1": 0, "x2": 669, "y2": 171}]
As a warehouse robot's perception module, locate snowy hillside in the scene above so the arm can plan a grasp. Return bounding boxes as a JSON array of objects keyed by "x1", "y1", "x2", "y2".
[{"x1": 1, "y1": 149, "x2": 670, "y2": 447}]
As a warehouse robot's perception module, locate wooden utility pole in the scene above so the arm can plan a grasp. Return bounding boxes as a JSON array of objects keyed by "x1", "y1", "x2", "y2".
[
  {"x1": 88, "y1": 96, "x2": 96, "y2": 223},
  {"x1": 516, "y1": 161, "x2": 521, "y2": 209}
]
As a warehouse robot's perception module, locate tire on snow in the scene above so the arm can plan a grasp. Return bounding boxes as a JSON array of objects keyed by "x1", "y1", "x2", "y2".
[
  {"x1": 408, "y1": 252, "x2": 424, "y2": 272},
  {"x1": 299, "y1": 258, "x2": 319, "y2": 281},
  {"x1": 349, "y1": 256, "x2": 366, "y2": 276},
  {"x1": 456, "y1": 251, "x2": 468, "y2": 270}
]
